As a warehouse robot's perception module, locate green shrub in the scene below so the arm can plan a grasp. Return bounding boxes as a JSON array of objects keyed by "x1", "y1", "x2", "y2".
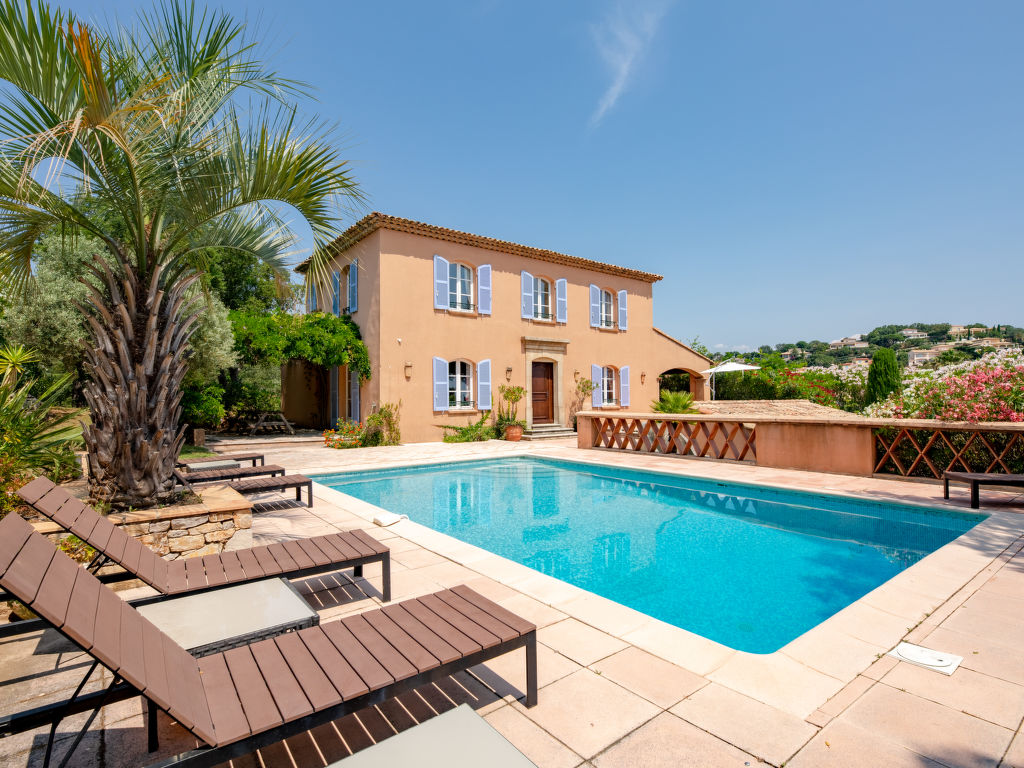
[
  {"x1": 363, "y1": 402, "x2": 402, "y2": 447},
  {"x1": 866, "y1": 348, "x2": 901, "y2": 405},
  {"x1": 0, "y1": 456, "x2": 32, "y2": 520},
  {"x1": 442, "y1": 412, "x2": 495, "y2": 442},
  {"x1": 651, "y1": 390, "x2": 699, "y2": 414},
  {"x1": 181, "y1": 384, "x2": 226, "y2": 430}
]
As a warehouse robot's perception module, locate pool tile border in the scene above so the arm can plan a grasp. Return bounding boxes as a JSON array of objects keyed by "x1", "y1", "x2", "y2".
[{"x1": 305, "y1": 447, "x2": 1022, "y2": 718}]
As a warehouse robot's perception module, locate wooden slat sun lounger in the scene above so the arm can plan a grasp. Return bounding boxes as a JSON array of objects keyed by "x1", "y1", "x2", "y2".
[
  {"x1": 13, "y1": 478, "x2": 390, "y2": 610},
  {"x1": 944, "y1": 471, "x2": 1024, "y2": 509},
  {"x1": 177, "y1": 453, "x2": 265, "y2": 468},
  {"x1": 182, "y1": 464, "x2": 285, "y2": 483},
  {"x1": 0, "y1": 513, "x2": 537, "y2": 768},
  {"x1": 232, "y1": 474, "x2": 315, "y2": 507}
]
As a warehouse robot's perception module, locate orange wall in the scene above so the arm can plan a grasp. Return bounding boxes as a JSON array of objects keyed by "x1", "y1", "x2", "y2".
[{"x1": 299, "y1": 228, "x2": 710, "y2": 442}]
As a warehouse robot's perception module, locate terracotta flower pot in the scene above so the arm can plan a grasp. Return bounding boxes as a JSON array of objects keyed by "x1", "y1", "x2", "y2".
[{"x1": 504, "y1": 424, "x2": 524, "y2": 442}]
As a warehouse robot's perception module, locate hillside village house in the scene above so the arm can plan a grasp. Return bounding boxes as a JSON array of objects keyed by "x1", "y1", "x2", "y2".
[{"x1": 284, "y1": 214, "x2": 711, "y2": 442}]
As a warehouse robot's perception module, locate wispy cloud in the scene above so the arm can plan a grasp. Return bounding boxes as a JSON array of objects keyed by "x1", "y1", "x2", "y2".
[{"x1": 589, "y1": 0, "x2": 674, "y2": 127}]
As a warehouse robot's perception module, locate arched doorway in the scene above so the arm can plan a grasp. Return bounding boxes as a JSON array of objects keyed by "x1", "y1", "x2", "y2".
[{"x1": 657, "y1": 367, "x2": 707, "y2": 401}]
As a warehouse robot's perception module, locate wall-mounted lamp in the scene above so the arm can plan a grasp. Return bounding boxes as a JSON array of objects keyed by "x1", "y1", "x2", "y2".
[
  {"x1": 404, "y1": 361, "x2": 413, "y2": 379},
  {"x1": 505, "y1": 366, "x2": 513, "y2": 381},
  {"x1": 573, "y1": 369, "x2": 580, "y2": 381},
  {"x1": 641, "y1": 372, "x2": 647, "y2": 385}
]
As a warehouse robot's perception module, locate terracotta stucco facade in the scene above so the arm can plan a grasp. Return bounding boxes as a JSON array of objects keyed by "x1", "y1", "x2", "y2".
[{"x1": 286, "y1": 215, "x2": 710, "y2": 442}]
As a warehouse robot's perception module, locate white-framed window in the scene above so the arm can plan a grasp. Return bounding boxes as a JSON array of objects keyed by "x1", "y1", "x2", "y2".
[
  {"x1": 449, "y1": 360, "x2": 474, "y2": 408},
  {"x1": 600, "y1": 290, "x2": 614, "y2": 328},
  {"x1": 601, "y1": 366, "x2": 617, "y2": 405},
  {"x1": 534, "y1": 277, "x2": 552, "y2": 320},
  {"x1": 449, "y1": 263, "x2": 473, "y2": 311}
]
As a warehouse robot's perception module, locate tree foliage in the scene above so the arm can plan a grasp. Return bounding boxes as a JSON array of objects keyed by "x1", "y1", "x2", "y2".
[
  {"x1": 229, "y1": 310, "x2": 371, "y2": 378},
  {"x1": 866, "y1": 347, "x2": 901, "y2": 405}
]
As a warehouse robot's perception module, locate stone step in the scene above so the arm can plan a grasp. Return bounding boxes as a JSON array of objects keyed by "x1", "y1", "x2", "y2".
[{"x1": 521, "y1": 426, "x2": 577, "y2": 441}]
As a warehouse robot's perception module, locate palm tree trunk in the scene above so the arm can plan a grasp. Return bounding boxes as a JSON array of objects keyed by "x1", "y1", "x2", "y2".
[{"x1": 80, "y1": 256, "x2": 201, "y2": 507}]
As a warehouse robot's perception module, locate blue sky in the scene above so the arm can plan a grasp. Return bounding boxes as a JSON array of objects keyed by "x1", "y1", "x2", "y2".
[{"x1": 70, "y1": 0, "x2": 1024, "y2": 350}]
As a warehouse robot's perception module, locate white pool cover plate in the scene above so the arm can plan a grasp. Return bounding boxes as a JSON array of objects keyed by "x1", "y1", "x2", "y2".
[{"x1": 887, "y1": 642, "x2": 963, "y2": 675}]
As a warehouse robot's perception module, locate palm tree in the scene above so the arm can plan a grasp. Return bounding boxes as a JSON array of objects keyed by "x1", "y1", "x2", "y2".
[{"x1": 0, "y1": 1, "x2": 361, "y2": 505}]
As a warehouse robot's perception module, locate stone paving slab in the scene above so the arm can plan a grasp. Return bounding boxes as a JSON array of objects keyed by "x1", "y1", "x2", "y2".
[{"x1": 3, "y1": 439, "x2": 1024, "y2": 767}]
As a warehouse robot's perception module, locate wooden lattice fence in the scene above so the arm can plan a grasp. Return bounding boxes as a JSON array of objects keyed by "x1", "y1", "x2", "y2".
[
  {"x1": 874, "y1": 426, "x2": 1024, "y2": 479},
  {"x1": 590, "y1": 416, "x2": 756, "y2": 462}
]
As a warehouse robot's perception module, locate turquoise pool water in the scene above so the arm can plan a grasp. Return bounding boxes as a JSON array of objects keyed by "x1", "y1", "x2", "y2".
[{"x1": 313, "y1": 458, "x2": 984, "y2": 653}]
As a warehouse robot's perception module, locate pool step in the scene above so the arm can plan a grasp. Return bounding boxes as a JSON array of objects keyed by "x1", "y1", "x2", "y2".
[{"x1": 521, "y1": 425, "x2": 577, "y2": 441}]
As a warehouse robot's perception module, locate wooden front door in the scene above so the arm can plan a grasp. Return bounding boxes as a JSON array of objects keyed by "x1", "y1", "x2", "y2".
[{"x1": 531, "y1": 362, "x2": 554, "y2": 424}]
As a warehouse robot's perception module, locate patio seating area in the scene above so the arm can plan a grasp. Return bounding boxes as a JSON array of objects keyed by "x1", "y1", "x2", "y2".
[{"x1": 2, "y1": 440, "x2": 1023, "y2": 767}]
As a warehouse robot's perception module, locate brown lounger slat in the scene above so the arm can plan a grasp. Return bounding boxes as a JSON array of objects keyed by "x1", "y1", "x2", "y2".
[
  {"x1": 381, "y1": 604, "x2": 462, "y2": 665},
  {"x1": 87, "y1": 516, "x2": 116, "y2": 554},
  {"x1": 2, "y1": 533, "x2": 55, "y2": 603},
  {"x1": 401, "y1": 599, "x2": 482, "y2": 656},
  {"x1": 296, "y1": 627, "x2": 370, "y2": 700},
  {"x1": 33, "y1": 549, "x2": 80, "y2": 627},
  {"x1": 0, "y1": 518, "x2": 32, "y2": 574},
  {"x1": 15, "y1": 476, "x2": 53, "y2": 504},
  {"x1": 223, "y1": 646, "x2": 284, "y2": 733},
  {"x1": 68, "y1": 504, "x2": 100, "y2": 542},
  {"x1": 273, "y1": 632, "x2": 343, "y2": 710},
  {"x1": 219, "y1": 551, "x2": 246, "y2": 583},
  {"x1": 34, "y1": 488, "x2": 73, "y2": 519},
  {"x1": 362, "y1": 610, "x2": 440, "y2": 673},
  {"x1": 103, "y1": 524, "x2": 131, "y2": 566},
  {"x1": 141, "y1": 618, "x2": 175, "y2": 716},
  {"x1": 282, "y1": 541, "x2": 316, "y2": 570},
  {"x1": 295, "y1": 538, "x2": 331, "y2": 567},
  {"x1": 120, "y1": 536, "x2": 146, "y2": 578},
  {"x1": 320, "y1": 621, "x2": 394, "y2": 691},
  {"x1": 117, "y1": 601, "x2": 147, "y2": 690},
  {"x1": 62, "y1": 566, "x2": 102, "y2": 649},
  {"x1": 450, "y1": 585, "x2": 536, "y2": 636},
  {"x1": 349, "y1": 528, "x2": 391, "y2": 556},
  {"x1": 198, "y1": 653, "x2": 251, "y2": 745},
  {"x1": 184, "y1": 557, "x2": 207, "y2": 591},
  {"x1": 341, "y1": 614, "x2": 418, "y2": 683},
  {"x1": 91, "y1": 586, "x2": 123, "y2": 672},
  {"x1": 198, "y1": 553, "x2": 228, "y2": 587},
  {"x1": 249, "y1": 638, "x2": 313, "y2": 721},
  {"x1": 435, "y1": 589, "x2": 520, "y2": 643},
  {"x1": 186, "y1": 464, "x2": 285, "y2": 482},
  {"x1": 264, "y1": 542, "x2": 299, "y2": 573},
  {"x1": 170, "y1": 639, "x2": 217, "y2": 744},
  {"x1": 321, "y1": 532, "x2": 361, "y2": 561},
  {"x1": 303, "y1": 534, "x2": 350, "y2": 564},
  {"x1": 165, "y1": 560, "x2": 188, "y2": 593},
  {"x1": 417, "y1": 593, "x2": 500, "y2": 650},
  {"x1": 251, "y1": 545, "x2": 285, "y2": 576},
  {"x1": 235, "y1": 548, "x2": 264, "y2": 581}
]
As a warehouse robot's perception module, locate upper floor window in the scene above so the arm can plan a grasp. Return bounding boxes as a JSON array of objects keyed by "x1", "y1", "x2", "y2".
[
  {"x1": 449, "y1": 263, "x2": 473, "y2": 311},
  {"x1": 534, "y1": 278, "x2": 552, "y2": 320},
  {"x1": 600, "y1": 290, "x2": 614, "y2": 328}
]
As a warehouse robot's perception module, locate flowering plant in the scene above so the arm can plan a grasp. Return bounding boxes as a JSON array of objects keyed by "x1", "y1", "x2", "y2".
[
  {"x1": 323, "y1": 419, "x2": 364, "y2": 448},
  {"x1": 866, "y1": 349, "x2": 1024, "y2": 422}
]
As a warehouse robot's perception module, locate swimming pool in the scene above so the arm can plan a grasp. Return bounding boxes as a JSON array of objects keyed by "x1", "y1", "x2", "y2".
[{"x1": 313, "y1": 457, "x2": 984, "y2": 653}]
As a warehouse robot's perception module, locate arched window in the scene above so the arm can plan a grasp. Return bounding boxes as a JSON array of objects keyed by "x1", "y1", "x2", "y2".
[
  {"x1": 534, "y1": 277, "x2": 551, "y2": 319},
  {"x1": 448, "y1": 360, "x2": 474, "y2": 408},
  {"x1": 600, "y1": 290, "x2": 614, "y2": 328},
  {"x1": 449, "y1": 263, "x2": 473, "y2": 311},
  {"x1": 601, "y1": 366, "x2": 617, "y2": 404}
]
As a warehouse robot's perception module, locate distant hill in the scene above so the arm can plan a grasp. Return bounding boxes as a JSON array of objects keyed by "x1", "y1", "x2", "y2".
[{"x1": 713, "y1": 323, "x2": 1024, "y2": 368}]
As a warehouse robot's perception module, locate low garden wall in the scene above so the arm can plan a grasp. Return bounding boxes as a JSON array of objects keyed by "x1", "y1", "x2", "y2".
[
  {"x1": 32, "y1": 484, "x2": 253, "y2": 560},
  {"x1": 576, "y1": 411, "x2": 1024, "y2": 479}
]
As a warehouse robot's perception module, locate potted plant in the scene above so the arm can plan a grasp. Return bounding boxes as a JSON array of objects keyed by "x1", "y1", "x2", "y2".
[{"x1": 496, "y1": 385, "x2": 526, "y2": 441}]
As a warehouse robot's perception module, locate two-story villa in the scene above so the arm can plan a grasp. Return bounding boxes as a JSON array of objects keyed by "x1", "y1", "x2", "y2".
[{"x1": 285, "y1": 213, "x2": 710, "y2": 442}]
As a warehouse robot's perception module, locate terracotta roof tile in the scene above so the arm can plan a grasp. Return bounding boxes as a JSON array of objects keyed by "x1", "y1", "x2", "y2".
[{"x1": 296, "y1": 213, "x2": 663, "y2": 283}]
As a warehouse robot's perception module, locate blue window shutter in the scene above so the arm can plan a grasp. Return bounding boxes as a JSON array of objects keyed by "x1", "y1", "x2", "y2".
[
  {"x1": 348, "y1": 258, "x2": 359, "y2": 313},
  {"x1": 521, "y1": 271, "x2": 534, "y2": 319},
  {"x1": 331, "y1": 270, "x2": 341, "y2": 315},
  {"x1": 591, "y1": 364, "x2": 602, "y2": 407},
  {"x1": 349, "y1": 369, "x2": 360, "y2": 421},
  {"x1": 555, "y1": 278, "x2": 568, "y2": 323},
  {"x1": 478, "y1": 265, "x2": 492, "y2": 315},
  {"x1": 433, "y1": 255, "x2": 450, "y2": 309},
  {"x1": 589, "y1": 284, "x2": 600, "y2": 327},
  {"x1": 330, "y1": 366, "x2": 339, "y2": 423},
  {"x1": 620, "y1": 366, "x2": 630, "y2": 407},
  {"x1": 309, "y1": 283, "x2": 318, "y2": 313},
  {"x1": 477, "y1": 359, "x2": 492, "y2": 410},
  {"x1": 433, "y1": 356, "x2": 449, "y2": 411},
  {"x1": 618, "y1": 290, "x2": 628, "y2": 330}
]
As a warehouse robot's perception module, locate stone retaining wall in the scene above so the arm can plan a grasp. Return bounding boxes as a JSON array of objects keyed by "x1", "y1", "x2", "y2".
[{"x1": 104, "y1": 485, "x2": 253, "y2": 560}]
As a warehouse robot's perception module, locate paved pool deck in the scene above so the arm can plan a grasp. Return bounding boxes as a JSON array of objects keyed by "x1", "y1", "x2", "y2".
[{"x1": 2, "y1": 439, "x2": 1023, "y2": 767}]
